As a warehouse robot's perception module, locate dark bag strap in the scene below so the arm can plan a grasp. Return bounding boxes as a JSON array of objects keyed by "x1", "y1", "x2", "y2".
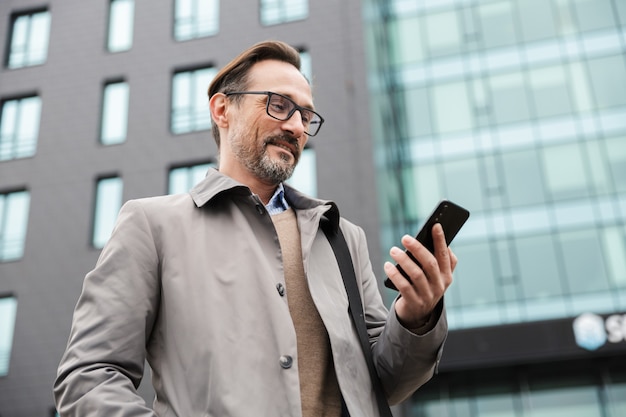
[{"x1": 322, "y1": 221, "x2": 393, "y2": 417}]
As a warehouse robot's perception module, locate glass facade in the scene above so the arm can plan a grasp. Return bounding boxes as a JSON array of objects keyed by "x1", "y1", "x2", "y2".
[
  {"x1": 365, "y1": 0, "x2": 626, "y2": 331},
  {"x1": 6, "y1": 10, "x2": 51, "y2": 68},
  {"x1": 92, "y1": 177, "x2": 123, "y2": 249},
  {"x1": 107, "y1": 0, "x2": 135, "y2": 53},
  {"x1": 174, "y1": 0, "x2": 220, "y2": 41},
  {"x1": 171, "y1": 67, "x2": 215, "y2": 134},
  {"x1": 410, "y1": 364, "x2": 626, "y2": 417},
  {"x1": 260, "y1": 0, "x2": 308, "y2": 26},
  {"x1": 0, "y1": 190, "x2": 30, "y2": 262},
  {"x1": 0, "y1": 96, "x2": 41, "y2": 160}
]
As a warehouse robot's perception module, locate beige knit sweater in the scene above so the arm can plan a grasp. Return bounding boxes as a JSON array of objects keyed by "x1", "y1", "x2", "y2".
[{"x1": 271, "y1": 209, "x2": 342, "y2": 417}]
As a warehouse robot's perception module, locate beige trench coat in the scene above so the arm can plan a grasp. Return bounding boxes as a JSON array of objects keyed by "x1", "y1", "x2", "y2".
[{"x1": 54, "y1": 169, "x2": 447, "y2": 416}]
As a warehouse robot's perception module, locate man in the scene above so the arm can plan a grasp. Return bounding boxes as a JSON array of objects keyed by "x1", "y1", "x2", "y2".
[{"x1": 54, "y1": 40, "x2": 454, "y2": 416}]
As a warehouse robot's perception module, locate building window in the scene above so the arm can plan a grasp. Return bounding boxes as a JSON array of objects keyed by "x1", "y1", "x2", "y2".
[
  {"x1": 168, "y1": 162, "x2": 215, "y2": 194},
  {"x1": 92, "y1": 177, "x2": 123, "y2": 249},
  {"x1": 287, "y1": 147, "x2": 316, "y2": 197},
  {"x1": 171, "y1": 67, "x2": 215, "y2": 134},
  {"x1": 107, "y1": 0, "x2": 135, "y2": 52},
  {"x1": 174, "y1": 0, "x2": 220, "y2": 41},
  {"x1": 6, "y1": 10, "x2": 51, "y2": 68},
  {"x1": 0, "y1": 295, "x2": 18, "y2": 376},
  {"x1": 0, "y1": 96, "x2": 42, "y2": 161},
  {"x1": 298, "y1": 49, "x2": 312, "y2": 82},
  {"x1": 0, "y1": 190, "x2": 30, "y2": 262},
  {"x1": 100, "y1": 81, "x2": 129, "y2": 145},
  {"x1": 260, "y1": 0, "x2": 308, "y2": 25}
]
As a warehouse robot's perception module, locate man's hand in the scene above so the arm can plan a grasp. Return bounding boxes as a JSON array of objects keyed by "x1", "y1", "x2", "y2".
[{"x1": 383, "y1": 223, "x2": 457, "y2": 331}]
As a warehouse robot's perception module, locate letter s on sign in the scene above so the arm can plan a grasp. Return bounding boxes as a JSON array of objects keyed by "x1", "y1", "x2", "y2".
[{"x1": 605, "y1": 314, "x2": 626, "y2": 343}]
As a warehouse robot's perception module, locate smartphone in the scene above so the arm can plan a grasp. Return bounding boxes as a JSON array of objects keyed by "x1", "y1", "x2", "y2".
[{"x1": 384, "y1": 200, "x2": 470, "y2": 290}]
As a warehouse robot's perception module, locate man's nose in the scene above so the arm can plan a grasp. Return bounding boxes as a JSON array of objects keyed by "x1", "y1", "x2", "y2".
[{"x1": 280, "y1": 110, "x2": 306, "y2": 138}]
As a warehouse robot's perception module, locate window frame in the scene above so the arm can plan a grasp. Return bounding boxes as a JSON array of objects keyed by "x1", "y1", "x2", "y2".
[
  {"x1": 259, "y1": 0, "x2": 309, "y2": 26},
  {"x1": 168, "y1": 160, "x2": 216, "y2": 195},
  {"x1": 0, "y1": 188, "x2": 31, "y2": 262},
  {"x1": 91, "y1": 175, "x2": 124, "y2": 249},
  {"x1": 174, "y1": 0, "x2": 220, "y2": 41},
  {"x1": 106, "y1": 0, "x2": 135, "y2": 53},
  {"x1": 99, "y1": 80, "x2": 130, "y2": 145},
  {"x1": 170, "y1": 65, "x2": 216, "y2": 135},
  {"x1": 0, "y1": 94, "x2": 42, "y2": 161},
  {"x1": 0, "y1": 293, "x2": 18, "y2": 377},
  {"x1": 5, "y1": 8, "x2": 51, "y2": 69}
]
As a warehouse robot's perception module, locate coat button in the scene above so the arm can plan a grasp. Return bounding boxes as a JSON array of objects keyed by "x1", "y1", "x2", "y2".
[
  {"x1": 279, "y1": 355, "x2": 293, "y2": 369},
  {"x1": 255, "y1": 204, "x2": 265, "y2": 214},
  {"x1": 276, "y1": 283, "x2": 285, "y2": 296}
]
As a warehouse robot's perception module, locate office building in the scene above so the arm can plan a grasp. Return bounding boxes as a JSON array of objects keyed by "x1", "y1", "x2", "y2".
[
  {"x1": 0, "y1": 1, "x2": 378, "y2": 415},
  {"x1": 364, "y1": 0, "x2": 626, "y2": 415}
]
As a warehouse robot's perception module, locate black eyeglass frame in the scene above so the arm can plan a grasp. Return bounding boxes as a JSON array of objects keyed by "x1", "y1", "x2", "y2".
[{"x1": 225, "y1": 91, "x2": 324, "y2": 137}]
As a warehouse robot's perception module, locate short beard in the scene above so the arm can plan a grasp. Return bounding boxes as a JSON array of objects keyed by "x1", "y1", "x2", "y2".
[{"x1": 232, "y1": 133, "x2": 300, "y2": 185}]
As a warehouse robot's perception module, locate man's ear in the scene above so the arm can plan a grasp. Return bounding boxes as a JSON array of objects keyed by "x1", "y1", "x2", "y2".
[{"x1": 209, "y1": 93, "x2": 229, "y2": 129}]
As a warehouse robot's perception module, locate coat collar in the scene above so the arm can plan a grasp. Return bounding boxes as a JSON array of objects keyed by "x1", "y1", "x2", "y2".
[{"x1": 189, "y1": 168, "x2": 341, "y2": 232}]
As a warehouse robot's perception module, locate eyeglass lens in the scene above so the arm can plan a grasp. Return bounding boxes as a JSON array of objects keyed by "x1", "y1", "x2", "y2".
[{"x1": 267, "y1": 93, "x2": 321, "y2": 136}]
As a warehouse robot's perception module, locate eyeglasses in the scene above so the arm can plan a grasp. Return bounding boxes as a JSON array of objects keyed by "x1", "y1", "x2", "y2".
[{"x1": 225, "y1": 91, "x2": 324, "y2": 137}]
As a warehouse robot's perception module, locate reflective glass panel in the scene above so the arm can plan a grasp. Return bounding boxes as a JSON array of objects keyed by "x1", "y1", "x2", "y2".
[
  {"x1": 527, "y1": 384, "x2": 602, "y2": 417},
  {"x1": 529, "y1": 66, "x2": 573, "y2": 118},
  {"x1": 559, "y1": 228, "x2": 610, "y2": 294},
  {"x1": 573, "y1": 0, "x2": 615, "y2": 32},
  {"x1": 425, "y1": 10, "x2": 461, "y2": 57},
  {"x1": 501, "y1": 150, "x2": 546, "y2": 207},
  {"x1": 587, "y1": 56, "x2": 626, "y2": 109},
  {"x1": 542, "y1": 143, "x2": 589, "y2": 200},
  {"x1": 432, "y1": 82, "x2": 473, "y2": 134},
  {"x1": 478, "y1": 1, "x2": 518, "y2": 49},
  {"x1": 518, "y1": 0, "x2": 557, "y2": 42}
]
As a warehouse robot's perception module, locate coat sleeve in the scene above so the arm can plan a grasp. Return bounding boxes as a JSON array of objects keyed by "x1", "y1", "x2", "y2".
[
  {"x1": 54, "y1": 200, "x2": 160, "y2": 417},
  {"x1": 343, "y1": 221, "x2": 448, "y2": 406}
]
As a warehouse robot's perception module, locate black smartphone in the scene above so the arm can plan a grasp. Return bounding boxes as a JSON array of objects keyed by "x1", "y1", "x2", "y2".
[{"x1": 384, "y1": 200, "x2": 470, "y2": 290}]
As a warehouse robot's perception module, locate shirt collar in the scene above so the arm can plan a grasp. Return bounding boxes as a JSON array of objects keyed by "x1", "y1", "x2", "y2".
[{"x1": 265, "y1": 183, "x2": 290, "y2": 215}]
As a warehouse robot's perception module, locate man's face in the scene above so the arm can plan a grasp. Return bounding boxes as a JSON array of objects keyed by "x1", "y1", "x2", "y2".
[{"x1": 224, "y1": 60, "x2": 313, "y2": 185}]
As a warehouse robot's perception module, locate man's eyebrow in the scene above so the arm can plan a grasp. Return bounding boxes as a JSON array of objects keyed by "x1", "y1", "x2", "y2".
[{"x1": 276, "y1": 91, "x2": 315, "y2": 110}]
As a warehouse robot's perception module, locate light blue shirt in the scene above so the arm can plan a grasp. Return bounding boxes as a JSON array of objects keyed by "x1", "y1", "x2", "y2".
[{"x1": 265, "y1": 183, "x2": 290, "y2": 215}]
